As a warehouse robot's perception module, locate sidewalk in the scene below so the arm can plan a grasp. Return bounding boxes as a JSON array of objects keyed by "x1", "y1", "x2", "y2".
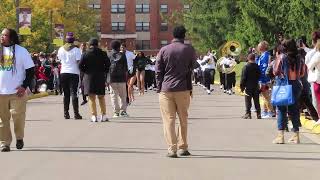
[{"x1": 1, "y1": 86, "x2": 320, "y2": 180}]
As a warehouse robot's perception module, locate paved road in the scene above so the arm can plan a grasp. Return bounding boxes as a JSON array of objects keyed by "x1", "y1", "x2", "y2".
[{"x1": 1, "y1": 86, "x2": 320, "y2": 180}]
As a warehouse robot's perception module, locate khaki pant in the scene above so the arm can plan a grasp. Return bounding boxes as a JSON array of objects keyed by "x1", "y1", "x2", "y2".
[
  {"x1": 109, "y1": 83, "x2": 127, "y2": 113},
  {"x1": 0, "y1": 94, "x2": 27, "y2": 146},
  {"x1": 159, "y1": 91, "x2": 191, "y2": 152},
  {"x1": 88, "y1": 95, "x2": 106, "y2": 116}
]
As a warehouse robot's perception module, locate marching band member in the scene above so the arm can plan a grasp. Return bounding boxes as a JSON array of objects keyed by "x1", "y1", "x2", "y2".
[
  {"x1": 200, "y1": 51, "x2": 217, "y2": 94},
  {"x1": 219, "y1": 55, "x2": 237, "y2": 95}
]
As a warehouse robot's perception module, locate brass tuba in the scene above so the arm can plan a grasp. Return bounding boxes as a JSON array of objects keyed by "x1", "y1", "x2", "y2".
[{"x1": 217, "y1": 41, "x2": 242, "y2": 74}]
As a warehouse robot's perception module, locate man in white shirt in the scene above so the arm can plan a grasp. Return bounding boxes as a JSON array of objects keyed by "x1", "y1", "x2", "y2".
[
  {"x1": 120, "y1": 43, "x2": 136, "y2": 104},
  {"x1": 57, "y1": 32, "x2": 82, "y2": 120},
  {"x1": 0, "y1": 28, "x2": 35, "y2": 152}
]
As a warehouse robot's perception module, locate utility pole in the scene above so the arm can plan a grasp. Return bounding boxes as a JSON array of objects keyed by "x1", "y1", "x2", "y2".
[
  {"x1": 49, "y1": 10, "x2": 53, "y2": 52},
  {"x1": 15, "y1": 0, "x2": 20, "y2": 32}
]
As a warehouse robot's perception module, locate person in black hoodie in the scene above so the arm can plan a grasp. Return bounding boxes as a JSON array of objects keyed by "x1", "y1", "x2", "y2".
[
  {"x1": 108, "y1": 40, "x2": 128, "y2": 118},
  {"x1": 240, "y1": 53, "x2": 261, "y2": 119},
  {"x1": 79, "y1": 38, "x2": 110, "y2": 122}
]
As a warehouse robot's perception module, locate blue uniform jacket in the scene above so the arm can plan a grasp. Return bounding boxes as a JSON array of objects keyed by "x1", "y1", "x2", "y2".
[{"x1": 256, "y1": 51, "x2": 270, "y2": 84}]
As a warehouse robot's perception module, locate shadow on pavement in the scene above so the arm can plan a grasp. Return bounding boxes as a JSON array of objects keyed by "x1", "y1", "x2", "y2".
[
  {"x1": 189, "y1": 154, "x2": 320, "y2": 161},
  {"x1": 22, "y1": 148, "x2": 155, "y2": 154}
]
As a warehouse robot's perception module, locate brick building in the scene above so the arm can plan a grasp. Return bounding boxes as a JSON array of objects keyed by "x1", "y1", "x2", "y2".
[{"x1": 100, "y1": 0, "x2": 189, "y2": 55}]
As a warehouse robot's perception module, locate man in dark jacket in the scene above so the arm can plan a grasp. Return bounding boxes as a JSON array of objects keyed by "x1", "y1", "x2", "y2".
[
  {"x1": 79, "y1": 38, "x2": 110, "y2": 122},
  {"x1": 108, "y1": 40, "x2": 128, "y2": 118},
  {"x1": 156, "y1": 25, "x2": 199, "y2": 158},
  {"x1": 240, "y1": 53, "x2": 261, "y2": 119}
]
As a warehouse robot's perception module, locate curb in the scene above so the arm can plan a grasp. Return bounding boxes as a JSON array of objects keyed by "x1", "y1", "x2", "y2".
[
  {"x1": 300, "y1": 116, "x2": 320, "y2": 134},
  {"x1": 28, "y1": 92, "x2": 49, "y2": 100}
]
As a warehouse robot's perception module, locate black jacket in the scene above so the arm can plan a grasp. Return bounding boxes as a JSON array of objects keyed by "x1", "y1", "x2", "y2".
[
  {"x1": 79, "y1": 47, "x2": 110, "y2": 95},
  {"x1": 108, "y1": 50, "x2": 128, "y2": 83},
  {"x1": 240, "y1": 62, "x2": 261, "y2": 94}
]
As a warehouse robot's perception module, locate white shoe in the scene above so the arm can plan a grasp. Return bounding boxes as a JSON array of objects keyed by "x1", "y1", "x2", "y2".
[
  {"x1": 206, "y1": 89, "x2": 211, "y2": 95},
  {"x1": 100, "y1": 115, "x2": 109, "y2": 122},
  {"x1": 91, "y1": 116, "x2": 98, "y2": 122},
  {"x1": 220, "y1": 85, "x2": 223, "y2": 89}
]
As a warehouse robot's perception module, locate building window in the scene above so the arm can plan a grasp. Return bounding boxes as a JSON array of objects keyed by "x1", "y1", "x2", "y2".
[
  {"x1": 111, "y1": 4, "x2": 125, "y2": 13},
  {"x1": 160, "y1": 4, "x2": 168, "y2": 13},
  {"x1": 161, "y1": 40, "x2": 168, "y2": 47},
  {"x1": 88, "y1": 4, "x2": 101, "y2": 10},
  {"x1": 96, "y1": 22, "x2": 101, "y2": 32},
  {"x1": 160, "y1": 22, "x2": 168, "y2": 31},
  {"x1": 136, "y1": 22, "x2": 150, "y2": 32},
  {"x1": 111, "y1": 22, "x2": 125, "y2": 31},
  {"x1": 136, "y1": 4, "x2": 150, "y2": 13},
  {"x1": 184, "y1": 4, "x2": 190, "y2": 11},
  {"x1": 136, "y1": 40, "x2": 150, "y2": 50}
]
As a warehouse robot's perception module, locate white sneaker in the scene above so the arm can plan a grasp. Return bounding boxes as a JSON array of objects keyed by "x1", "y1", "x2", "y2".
[
  {"x1": 206, "y1": 89, "x2": 211, "y2": 95},
  {"x1": 261, "y1": 113, "x2": 272, "y2": 119},
  {"x1": 100, "y1": 115, "x2": 109, "y2": 122},
  {"x1": 91, "y1": 116, "x2": 98, "y2": 122},
  {"x1": 220, "y1": 85, "x2": 223, "y2": 89}
]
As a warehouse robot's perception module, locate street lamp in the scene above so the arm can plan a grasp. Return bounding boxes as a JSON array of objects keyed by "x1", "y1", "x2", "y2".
[{"x1": 15, "y1": 0, "x2": 20, "y2": 31}]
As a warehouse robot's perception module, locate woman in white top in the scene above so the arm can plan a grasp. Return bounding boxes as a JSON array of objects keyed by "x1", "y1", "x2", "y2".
[
  {"x1": 57, "y1": 32, "x2": 82, "y2": 120},
  {"x1": 306, "y1": 31, "x2": 320, "y2": 119}
]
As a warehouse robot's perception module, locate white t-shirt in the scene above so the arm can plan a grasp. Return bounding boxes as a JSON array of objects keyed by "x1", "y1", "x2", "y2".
[
  {"x1": 57, "y1": 46, "x2": 81, "y2": 74},
  {"x1": 0, "y1": 45, "x2": 34, "y2": 94},
  {"x1": 125, "y1": 51, "x2": 136, "y2": 69}
]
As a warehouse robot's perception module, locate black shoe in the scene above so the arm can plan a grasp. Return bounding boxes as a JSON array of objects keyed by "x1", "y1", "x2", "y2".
[
  {"x1": 242, "y1": 113, "x2": 252, "y2": 119},
  {"x1": 80, "y1": 101, "x2": 87, "y2": 106},
  {"x1": 166, "y1": 152, "x2": 178, "y2": 158},
  {"x1": 178, "y1": 150, "x2": 191, "y2": 156},
  {"x1": 1, "y1": 145, "x2": 10, "y2": 152},
  {"x1": 64, "y1": 112, "x2": 70, "y2": 119},
  {"x1": 74, "y1": 113, "x2": 82, "y2": 120},
  {"x1": 16, "y1": 139, "x2": 24, "y2": 150},
  {"x1": 257, "y1": 113, "x2": 262, "y2": 119}
]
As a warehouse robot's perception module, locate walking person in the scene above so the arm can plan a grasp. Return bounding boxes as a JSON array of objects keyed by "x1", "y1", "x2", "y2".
[
  {"x1": 240, "y1": 53, "x2": 261, "y2": 119},
  {"x1": 109, "y1": 40, "x2": 129, "y2": 118},
  {"x1": 79, "y1": 38, "x2": 110, "y2": 122},
  {"x1": 80, "y1": 42, "x2": 88, "y2": 105},
  {"x1": 57, "y1": 32, "x2": 82, "y2": 120},
  {"x1": 120, "y1": 43, "x2": 136, "y2": 104},
  {"x1": 200, "y1": 51, "x2": 216, "y2": 94},
  {"x1": 134, "y1": 51, "x2": 149, "y2": 95},
  {"x1": 156, "y1": 25, "x2": 199, "y2": 158},
  {"x1": 272, "y1": 39, "x2": 304, "y2": 144},
  {"x1": 0, "y1": 28, "x2": 35, "y2": 152}
]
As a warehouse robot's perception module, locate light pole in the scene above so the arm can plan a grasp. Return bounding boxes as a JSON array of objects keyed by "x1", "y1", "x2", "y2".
[{"x1": 15, "y1": 0, "x2": 20, "y2": 31}]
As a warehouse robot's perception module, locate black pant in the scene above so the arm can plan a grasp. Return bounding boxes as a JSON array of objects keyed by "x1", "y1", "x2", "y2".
[
  {"x1": 203, "y1": 69, "x2": 215, "y2": 90},
  {"x1": 219, "y1": 72, "x2": 225, "y2": 86},
  {"x1": 60, "y1": 73, "x2": 80, "y2": 114},
  {"x1": 224, "y1": 73, "x2": 233, "y2": 90},
  {"x1": 245, "y1": 90, "x2": 261, "y2": 114},
  {"x1": 145, "y1": 70, "x2": 153, "y2": 90},
  {"x1": 300, "y1": 92, "x2": 319, "y2": 120}
]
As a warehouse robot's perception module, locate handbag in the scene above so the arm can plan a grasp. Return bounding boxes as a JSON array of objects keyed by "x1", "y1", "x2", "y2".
[{"x1": 271, "y1": 58, "x2": 294, "y2": 106}]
